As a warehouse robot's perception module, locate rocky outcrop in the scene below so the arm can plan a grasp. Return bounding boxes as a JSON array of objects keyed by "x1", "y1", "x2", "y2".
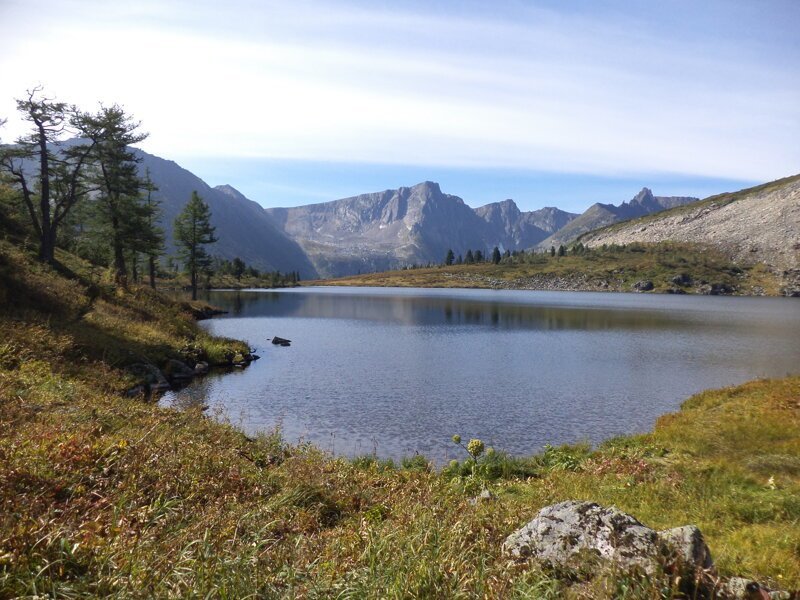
[
  {"x1": 504, "y1": 501, "x2": 794, "y2": 598},
  {"x1": 581, "y1": 175, "x2": 800, "y2": 276}
]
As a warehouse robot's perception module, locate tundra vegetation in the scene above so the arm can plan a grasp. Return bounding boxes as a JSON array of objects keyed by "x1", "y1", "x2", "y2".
[
  {"x1": 0, "y1": 196, "x2": 798, "y2": 598},
  {"x1": 320, "y1": 241, "x2": 784, "y2": 295}
]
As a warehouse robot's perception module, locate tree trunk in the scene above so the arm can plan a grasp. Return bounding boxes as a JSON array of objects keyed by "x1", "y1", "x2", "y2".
[
  {"x1": 112, "y1": 219, "x2": 127, "y2": 286},
  {"x1": 37, "y1": 127, "x2": 54, "y2": 264},
  {"x1": 148, "y1": 255, "x2": 156, "y2": 290},
  {"x1": 191, "y1": 268, "x2": 197, "y2": 301}
]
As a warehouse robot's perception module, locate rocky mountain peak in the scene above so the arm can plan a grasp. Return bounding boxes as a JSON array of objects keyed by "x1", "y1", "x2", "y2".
[
  {"x1": 214, "y1": 184, "x2": 246, "y2": 201},
  {"x1": 630, "y1": 187, "x2": 655, "y2": 205}
]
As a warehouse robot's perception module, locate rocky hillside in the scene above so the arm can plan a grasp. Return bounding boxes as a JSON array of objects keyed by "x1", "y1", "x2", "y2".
[
  {"x1": 266, "y1": 181, "x2": 489, "y2": 277},
  {"x1": 580, "y1": 175, "x2": 800, "y2": 274},
  {"x1": 475, "y1": 200, "x2": 577, "y2": 249},
  {"x1": 539, "y1": 187, "x2": 698, "y2": 249}
]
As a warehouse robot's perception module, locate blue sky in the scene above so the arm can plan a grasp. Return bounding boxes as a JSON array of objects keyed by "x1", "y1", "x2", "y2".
[{"x1": 1, "y1": 0, "x2": 798, "y2": 212}]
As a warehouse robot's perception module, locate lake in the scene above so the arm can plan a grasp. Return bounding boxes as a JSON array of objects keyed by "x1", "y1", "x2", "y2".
[{"x1": 161, "y1": 287, "x2": 800, "y2": 462}]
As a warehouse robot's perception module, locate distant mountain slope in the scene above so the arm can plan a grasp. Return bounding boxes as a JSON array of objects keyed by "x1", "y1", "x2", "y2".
[
  {"x1": 474, "y1": 200, "x2": 577, "y2": 249},
  {"x1": 266, "y1": 181, "x2": 488, "y2": 277},
  {"x1": 538, "y1": 188, "x2": 699, "y2": 248},
  {"x1": 133, "y1": 150, "x2": 318, "y2": 278},
  {"x1": 579, "y1": 175, "x2": 800, "y2": 271}
]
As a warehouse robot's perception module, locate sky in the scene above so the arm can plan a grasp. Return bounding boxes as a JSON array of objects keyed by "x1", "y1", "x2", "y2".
[{"x1": 0, "y1": 0, "x2": 798, "y2": 212}]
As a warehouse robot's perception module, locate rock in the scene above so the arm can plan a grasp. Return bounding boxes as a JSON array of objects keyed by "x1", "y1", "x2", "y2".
[
  {"x1": 163, "y1": 359, "x2": 195, "y2": 381},
  {"x1": 503, "y1": 501, "x2": 662, "y2": 574},
  {"x1": 709, "y1": 282, "x2": 735, "y2": 295},
  {"x1": 193, "y1": 361, "x2": 209, "y2": 374},
  {"x1": 716, "y1": 577, "x2": 771, "y2": 599},
  {"x1": 671, "y1": 273, "x2": 693, "y2": 286},
  {"x1": 272, "y1": 336, "x2": 291, "y2": 347},
  {"x1": 658, "y1": 525, "x2": 715, "y2": 584},
  {"x1": 633, "y1": 280, "x2": 654, "y2": 292},
  {"x1": 127, "y1": 362, "x2": 169, "y2": 388},
  {"x1": 468, "y1": 489, "x2": 496, "y2": 506}
]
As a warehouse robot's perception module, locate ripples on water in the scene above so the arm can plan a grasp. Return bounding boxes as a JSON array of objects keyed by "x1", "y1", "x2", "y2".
[{"x1": 162, "y1": 287, "x2": 800, "y2": 462}]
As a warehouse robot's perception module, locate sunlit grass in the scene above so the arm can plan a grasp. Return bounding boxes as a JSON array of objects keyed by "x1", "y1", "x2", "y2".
[
  {"x1": 1, "y1": 232, "x2": 799, "y2": 597},
  {"x1": 313, "y1": 241, "x2": 783, "y2": 295}
]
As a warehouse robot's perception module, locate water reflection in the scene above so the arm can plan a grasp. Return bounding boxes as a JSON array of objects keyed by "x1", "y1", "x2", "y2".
[
  {"x1": 197, "y1": 288, "x2": 702, "y2": 332},
  {"x1": 165, "y1": 288, "x2": 800, "y2": 462}
]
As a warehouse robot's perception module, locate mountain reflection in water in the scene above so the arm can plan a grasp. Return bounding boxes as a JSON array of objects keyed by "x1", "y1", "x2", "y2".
[{"x1": 163, "y1": 287, "x2": 800, "y2": 462}]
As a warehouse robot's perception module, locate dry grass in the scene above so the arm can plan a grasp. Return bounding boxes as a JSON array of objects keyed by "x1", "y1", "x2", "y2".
[
  {"x1": 1, "y1": 231, "x2": 798, "y2": 598},
  {"x1": 312, "y1": 242, "x2": 782, "y2": 296}
]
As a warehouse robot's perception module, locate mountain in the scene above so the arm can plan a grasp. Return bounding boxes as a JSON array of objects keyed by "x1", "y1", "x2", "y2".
[
  {"x1": 579, "y1": 175, "x2": 800, "y2": 272},
  {"x1": 265, "y1": 181, "x2": 489, "y2": 278},
  {"x1": 538, "y1": 187, "x2": 699, "y2": 249},
  {"x1": 132, "y1": 150, "x2": 318, "y2": 278},
  {"x1": 474, "y1": 200, "x2": 578, "y2": 249}
]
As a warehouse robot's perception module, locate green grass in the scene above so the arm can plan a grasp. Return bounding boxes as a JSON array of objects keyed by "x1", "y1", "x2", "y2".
[
  {"x1": 314, "y1": 242, "x2": 782, "y2": 295},
  {"x1": 1, "y1": 223, "x2": 799, "y2": 597}
]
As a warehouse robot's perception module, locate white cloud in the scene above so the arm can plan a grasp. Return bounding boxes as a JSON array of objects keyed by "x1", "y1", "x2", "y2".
[{"x1": 1, "y1": 0, "x2": 798, "y2": 181}]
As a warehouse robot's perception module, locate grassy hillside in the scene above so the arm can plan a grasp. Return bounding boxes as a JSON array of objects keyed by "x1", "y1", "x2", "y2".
[
  {"x1": 1, "y1": 225, "x2": 799, "y2": 596},
  {"x1": 315, "y1": 242, "x2": 783, "y2": 295}
]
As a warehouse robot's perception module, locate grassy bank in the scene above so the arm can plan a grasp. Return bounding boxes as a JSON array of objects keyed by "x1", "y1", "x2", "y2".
[
  {"x1": 1, "y1": 238, "x2": 799, "y2": 598},
  {"x1": 312, "y1": 242, "x2": 783, "y2": 295}
]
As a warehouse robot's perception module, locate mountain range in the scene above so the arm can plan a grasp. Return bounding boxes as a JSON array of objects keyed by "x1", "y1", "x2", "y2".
[
  {"x1": 133, "y1": 150, "x2": 702, "y2": 278},
  {"x1": 3, "y1": 142, "x2": 713, "y2": 278}
]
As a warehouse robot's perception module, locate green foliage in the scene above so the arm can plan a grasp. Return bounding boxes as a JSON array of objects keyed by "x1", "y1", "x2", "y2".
[{"x1": 174, "y1": 191, "x2": 217, "y2": 300}]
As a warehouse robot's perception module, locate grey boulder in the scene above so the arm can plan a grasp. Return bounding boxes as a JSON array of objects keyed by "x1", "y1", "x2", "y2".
[{"x1": 503, "y1": 500, "x2": 662, "y2": 574}]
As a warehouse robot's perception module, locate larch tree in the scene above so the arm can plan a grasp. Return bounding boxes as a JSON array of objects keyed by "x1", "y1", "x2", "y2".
[
  {"x1": 174, "y1": 191, "x2": 217, "y2": 300},
  {"x1": 76, "y1": 105, "x2": 150, "y2": 285},
  {"x1": 0, "y1": 88, "x2": 95, "y2": 264}
]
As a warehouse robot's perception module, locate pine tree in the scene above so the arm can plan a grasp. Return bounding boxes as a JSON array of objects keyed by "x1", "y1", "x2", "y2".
[
  {"x1": 232, "y1": 257, "x2": 246, "y2": 280},
  {"x1": 174, "y1": 191, "x2": 217, "y2": 300},
  {"x1": 465, "y1": 249, "x2": 474, "y2": 264},
  {"x1": 444, "y1": 248, "x2": 455, "y2": 266},
  {"x1": 491, "y1": 246, "x2": 501, "y2": 264}
]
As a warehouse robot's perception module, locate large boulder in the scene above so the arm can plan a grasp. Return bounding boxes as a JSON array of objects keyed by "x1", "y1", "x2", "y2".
[{"x1": 503, "y1": 501, "x2": 662, "y2": 575}]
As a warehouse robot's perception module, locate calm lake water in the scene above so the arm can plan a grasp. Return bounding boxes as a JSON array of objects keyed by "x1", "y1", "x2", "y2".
[{"x1": 162, "y1": 287, "x2": 800, "y2": 462}]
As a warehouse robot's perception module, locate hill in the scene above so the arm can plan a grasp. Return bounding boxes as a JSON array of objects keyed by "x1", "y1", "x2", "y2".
[
  {"x1": 133, "y1": 150, "x2": 319, "y2": 279},
  {"x1": 539, "y1": 187, "x2": 698, "y2": 249},
  {"x1": 580, "y1": 175, "x2": 800, "y2": 287}
]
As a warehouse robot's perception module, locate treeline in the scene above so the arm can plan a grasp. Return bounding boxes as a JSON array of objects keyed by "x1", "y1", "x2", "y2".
[
  {"x1": 0, "y1": 88, "x2": 295, "y2": 299},
  {"x1": 438, "y1": 242, "x2": 624, "y2": 267}
]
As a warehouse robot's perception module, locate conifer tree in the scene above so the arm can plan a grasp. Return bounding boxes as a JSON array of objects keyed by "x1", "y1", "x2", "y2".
[
  {"x1": 444, "y1": 248, "x2": 455, "y2": 266},
  {"x1": 77, "y1": 105, "x2": 150, "y2": 285},
  {"x1": 174, "y1": 191, "x2": 217, "y2": 300},
  {"x1": 0, "y1": 88, "x2": 95, "y2": 264}
]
